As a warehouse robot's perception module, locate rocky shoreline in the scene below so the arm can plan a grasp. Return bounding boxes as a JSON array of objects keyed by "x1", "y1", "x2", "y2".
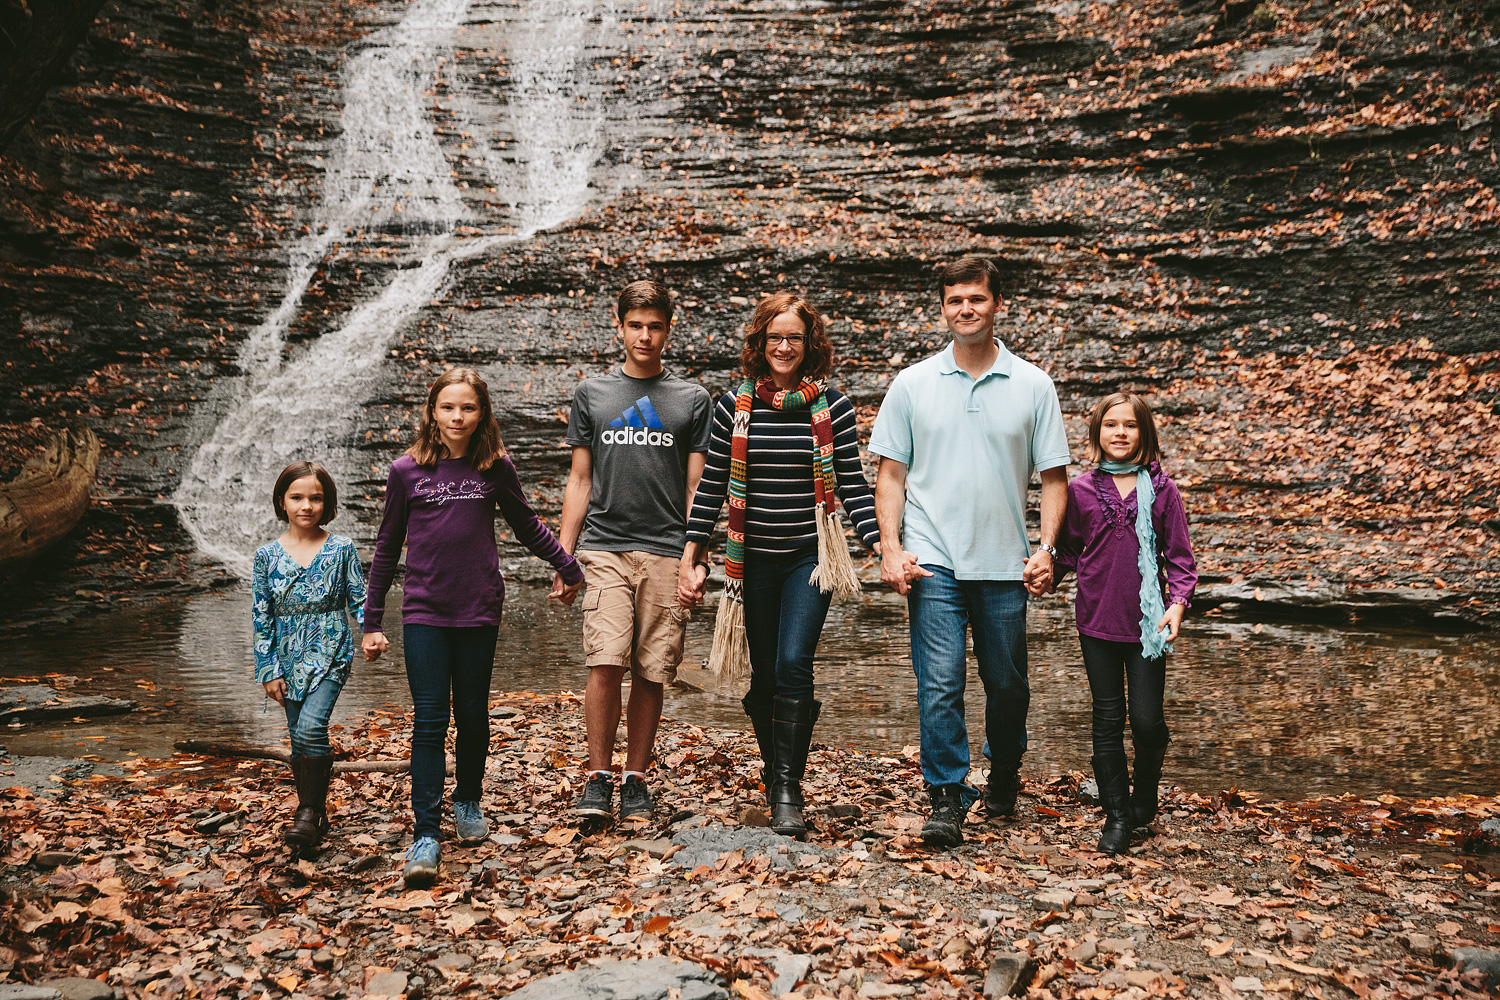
[{"x1": 2, "y1": 693, "x2": 1498, "y2": 999}]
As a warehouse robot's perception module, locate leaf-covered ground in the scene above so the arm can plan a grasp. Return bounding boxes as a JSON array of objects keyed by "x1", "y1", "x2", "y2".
[{"x1": 3, "y1": 694, "x2": 1498, "y2": 998}]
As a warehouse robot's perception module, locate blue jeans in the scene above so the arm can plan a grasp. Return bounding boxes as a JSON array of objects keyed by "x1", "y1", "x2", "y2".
[
  {"x1": 403, "y1": 624, "x2": 499, "y2": 840},
  {"x1": 742, "y1": 545, "x2": 833, "y2": 704},
  {"x1": 283, "y1": 674, "x2": 345, "y2": 759},
  {"x1": 1078, "y1": 635, "x2": 1169, "y2": 756},
  {"x1": 908, "y1": 566, "x2": 1029, "y2": 805}
]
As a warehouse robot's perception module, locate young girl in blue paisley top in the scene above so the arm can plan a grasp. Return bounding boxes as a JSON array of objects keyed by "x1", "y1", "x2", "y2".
[{"x1": 252, "y1": 461, "x2": 367, "y2": 853}]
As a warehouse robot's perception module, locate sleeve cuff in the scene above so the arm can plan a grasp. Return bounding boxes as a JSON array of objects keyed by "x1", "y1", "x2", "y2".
[
  {"x1": 867, "y1": 444, "x2": 911, "y2": 465},
  {"x1": 1035, "y1": 455, "x2": 1072, "y2": 472}
]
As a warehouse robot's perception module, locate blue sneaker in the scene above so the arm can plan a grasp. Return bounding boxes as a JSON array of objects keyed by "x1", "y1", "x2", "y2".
[
  {"x1": 402, "y1": 836, "x2": 440, "y2": 889},
  {"x1": 453, "y1": 800, "x2": 489, "y2": 843}
]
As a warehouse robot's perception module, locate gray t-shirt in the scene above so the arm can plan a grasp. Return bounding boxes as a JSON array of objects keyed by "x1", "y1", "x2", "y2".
[{"x1": 566, "y1": 369, "x2": 713, "y2": 557}]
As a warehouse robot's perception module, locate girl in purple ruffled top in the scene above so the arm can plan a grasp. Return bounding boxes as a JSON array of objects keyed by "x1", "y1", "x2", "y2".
[{"x1": 1055, "y1": 391, "x2": 1197, "y2": 856}]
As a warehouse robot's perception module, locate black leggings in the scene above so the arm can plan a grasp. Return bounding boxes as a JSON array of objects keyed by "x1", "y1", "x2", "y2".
[{"x1": 1079, "y1": 634, "x2": 1170, "y2": 756}]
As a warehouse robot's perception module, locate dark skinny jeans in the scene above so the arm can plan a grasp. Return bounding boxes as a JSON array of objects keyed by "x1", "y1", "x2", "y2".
[
  {"x1": 1078, "y1": 634, "x2": 1170, "y2": 757},
  {"x1": 742, "y1": 544, "x2": 833, "y2": 705},
  {"x1": 403, "y1": 623, "x2": 499, "y2": 840}
]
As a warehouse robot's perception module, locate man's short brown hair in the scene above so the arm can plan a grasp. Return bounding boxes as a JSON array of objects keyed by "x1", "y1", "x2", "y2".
[
  {"x1": 937, "y1": 256, "x2": 1002, "y2": 296},
  {"x1": 615, "y1": 280, "x2": 674, "y2": 323}
]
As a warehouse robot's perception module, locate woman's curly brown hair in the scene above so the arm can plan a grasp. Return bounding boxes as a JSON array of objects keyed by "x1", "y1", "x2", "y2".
[{"x1": 738, "y1": 292, "x2": 834, "y2": 382}]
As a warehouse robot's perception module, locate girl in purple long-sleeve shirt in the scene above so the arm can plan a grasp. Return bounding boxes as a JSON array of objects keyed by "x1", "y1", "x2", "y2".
[
  {"x1": 362, "y1": 367, "x2": 583, "y2": 888},
  {"x1": 1055, "y1": 391, "x2": 1197, "y2": 856}
]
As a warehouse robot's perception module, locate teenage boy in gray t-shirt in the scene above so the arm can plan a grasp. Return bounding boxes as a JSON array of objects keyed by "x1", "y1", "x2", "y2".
[{"x1": 552, "y1": 280, "x2": 712, "y2": 823}]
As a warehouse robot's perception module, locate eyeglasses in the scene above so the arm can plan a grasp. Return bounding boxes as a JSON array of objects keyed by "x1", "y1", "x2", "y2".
[{"x1": 766, "y1": 335, "x2": 806, "y2": 346}]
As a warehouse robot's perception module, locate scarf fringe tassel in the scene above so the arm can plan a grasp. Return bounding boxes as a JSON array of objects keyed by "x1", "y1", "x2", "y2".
[
  {"x1": 707, "y1": 588, "x2": 752, "y2": 683},
  {"x1": 810, "y1": 507, "x2": 862, "y2": 601}
]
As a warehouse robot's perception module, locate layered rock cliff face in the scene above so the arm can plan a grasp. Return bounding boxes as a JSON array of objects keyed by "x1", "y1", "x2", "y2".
[{"x1": 1, "y1": 0, "x2": 1497, "y2": 627}]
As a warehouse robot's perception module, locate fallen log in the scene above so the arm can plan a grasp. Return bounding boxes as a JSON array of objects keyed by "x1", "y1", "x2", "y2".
[
  {"x1": 171, "y1": 739, "x2": 442, "y2": 774},
  {"x1": 0, "y1": 424, "x2": 100, "y2": 581}
]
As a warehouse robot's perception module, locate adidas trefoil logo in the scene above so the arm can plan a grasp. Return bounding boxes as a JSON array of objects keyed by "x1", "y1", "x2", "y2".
[{"x1": 602, "y1": 396, "x2": 675, "y2": 446}]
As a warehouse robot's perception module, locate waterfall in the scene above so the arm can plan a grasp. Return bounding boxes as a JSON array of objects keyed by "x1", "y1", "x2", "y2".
[{"x1": 172, "y1": 0, "x2": 611, "y2": 575}]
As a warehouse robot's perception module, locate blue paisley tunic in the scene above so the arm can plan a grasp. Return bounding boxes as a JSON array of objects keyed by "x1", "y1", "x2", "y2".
[{"x1": 252, "y1": 535, "x2": 367, "y2": 702}]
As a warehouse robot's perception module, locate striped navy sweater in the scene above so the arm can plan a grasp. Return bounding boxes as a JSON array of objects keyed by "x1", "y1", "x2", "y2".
[{"x1": 686, "y1": 388, "x2": 881, "y2": 554}]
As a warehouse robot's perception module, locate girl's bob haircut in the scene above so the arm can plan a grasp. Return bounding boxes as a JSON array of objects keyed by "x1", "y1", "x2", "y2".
[
  {"x1": 739, "y1": 291, "x2": 834, "y2": 383},
  {"x1": 406, "y1": 367, "x2": 507, "y2": 471},
  {"x1": 1086, "y1": 391, "x2": 1163, "y2": 466},
  {"x1": 272, "y1": 461, "x2": 338, "y2": 524}
]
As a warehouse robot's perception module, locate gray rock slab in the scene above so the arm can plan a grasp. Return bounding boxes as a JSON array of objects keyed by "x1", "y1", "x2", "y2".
[
  {"x1": 670, "y1": 824, "x2": 823, "y2": 870},
  {"x1": 983, "y1": 952, "x2": 1028, "y2": 998},
  {"x1": 1, "y1": 755, "x2": 122, "y2": 792},
  {"x1": 365, "y1": 971, "x2": 407, "y2": 997},
  {"x1": 0, "y1": 686, "x2": 135, "y2": 723},
  {"x1": 39, "y1": 980, "x2": 111, "y2": 1000},
  {"x1": 770, "y1": 953, "x2": 812, "y2": 994},
  {"x1": 1450, "y1": 947, "x2": 1500, "y2": 987},
  {"x1": 0, "y1": 987, "x2": 63, "y2": 1000},
  {"x1": 503, "y1": 958, "x2": 727, "y2": 1000}
]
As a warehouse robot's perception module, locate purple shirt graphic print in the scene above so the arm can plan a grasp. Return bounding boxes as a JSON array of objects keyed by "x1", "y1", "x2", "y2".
[{"x1": 363, "y1": 455, "x2": 582, "y2": 632}]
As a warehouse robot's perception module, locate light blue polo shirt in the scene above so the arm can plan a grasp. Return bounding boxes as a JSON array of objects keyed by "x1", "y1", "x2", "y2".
[{"x1": 869, "y1": 340, "x2": 1071, "y2": 581}]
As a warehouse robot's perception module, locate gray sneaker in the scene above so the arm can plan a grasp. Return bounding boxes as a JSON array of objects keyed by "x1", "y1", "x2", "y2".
[
  {"x1": 574, "y1": 773, "x2": 614, "y2": 820},
  {"x1": 619, "y1": 775, "x2": 654, "y2": 821},
  {"x1": 453, "y1": 800, "x2": 489, "y2": 843},
  {"x1": 402, "y1": 836, "x2": 440, "y2": 889}
]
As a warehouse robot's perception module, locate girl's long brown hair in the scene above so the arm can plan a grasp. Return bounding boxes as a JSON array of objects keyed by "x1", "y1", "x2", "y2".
[
  {"x1": 1085, "y1": 391, "x2": 1163, "y2": 466},
  {"x1": 406, "y1": 367, "x2": 507, "y2": 471},
  {"x1": 739, "y1": 292, "x2": 834, "y2": 382}
]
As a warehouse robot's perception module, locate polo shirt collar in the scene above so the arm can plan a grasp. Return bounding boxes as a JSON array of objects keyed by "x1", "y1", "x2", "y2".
[{"x1": 937, "y1": 339, "x2": 1014, "y2": 379}]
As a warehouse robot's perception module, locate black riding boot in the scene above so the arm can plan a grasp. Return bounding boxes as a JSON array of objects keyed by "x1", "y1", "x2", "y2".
[
  {"x1": 767, "y1": 697, "x2": 820, "y2": 838},
  {"x1": 1093, "y1": 752, "x2": 1132, "y2": 855},
  {"x1": 285, "y1": 755, "x2": 332, "y2": 851},
  {"x1": 742, "y1": 694, "x2": 775, "y2": 804},
  {"x1": 1131, "y1": 742, "x2": 1167, "y2": 831}
]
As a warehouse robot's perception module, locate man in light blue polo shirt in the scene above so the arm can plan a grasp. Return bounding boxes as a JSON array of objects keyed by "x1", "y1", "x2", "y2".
[{"x1": 870, "y1": 256, "x2": 1070, "y2": 849}]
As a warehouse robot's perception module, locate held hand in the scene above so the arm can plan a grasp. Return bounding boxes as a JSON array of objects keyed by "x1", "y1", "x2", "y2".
[
  {"x1": 881, "y1": 548, "x2": 932, "y2": 595},
  {"x1": 550, "y1": 571, "x2": 582, "y2": 606},
  {"x1": 262, "y1": 678, "x2": 287, "y2": 706},
  {"x1": 1021, "y1": 550, "x2": 1054, "y2": 597},
  {"x1": 1157, "y1": 603, "x2": 1185, "y2": 642},
  {"x1": 362, "y1": 631, "x2": 389, "y2": 663},
  {"x1": 677, "y1": 561, "x2": 708, "y2": 608}
]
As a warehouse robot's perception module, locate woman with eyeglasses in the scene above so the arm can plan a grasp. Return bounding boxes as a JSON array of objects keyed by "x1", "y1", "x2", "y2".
[{"x1": 679, "y1": 292, "x2": 880, "y2": 838}]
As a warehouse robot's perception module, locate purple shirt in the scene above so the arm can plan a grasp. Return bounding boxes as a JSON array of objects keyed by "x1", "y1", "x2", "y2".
[
  {"x1": 364, "y1": 455, "x2": 583, "y2": 632},
  {"x1": 1055, "y1": 463, "x2": 1198, "y2": 643}
]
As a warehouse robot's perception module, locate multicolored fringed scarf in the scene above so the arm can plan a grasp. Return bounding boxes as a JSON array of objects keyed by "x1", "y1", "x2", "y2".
[{"x1": 708, "y1": 376, "x2": 862, "y2": 681}]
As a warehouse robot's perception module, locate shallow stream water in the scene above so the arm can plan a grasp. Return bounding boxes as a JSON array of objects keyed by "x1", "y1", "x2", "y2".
[{"x1": 3, "y1": 583, "x2": 1496, "y2": 802}]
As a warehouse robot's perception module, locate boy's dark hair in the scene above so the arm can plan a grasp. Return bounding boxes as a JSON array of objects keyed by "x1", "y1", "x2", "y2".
[
  {"x1": 615, "y1": 280, "x2": 674, "y2": 323},
  {"x1": 1085, "y1": 391, "x2": 1164, "y2": 466},
  {"x1": 739, "y1": 291, "x2": 834, "y2": 383},
  {"x1": 272, "y1": 461, "x2": 338, "y2": 524},
  {"x1": 937, "y1": 256, "x2": 1002, "y2": 296}
]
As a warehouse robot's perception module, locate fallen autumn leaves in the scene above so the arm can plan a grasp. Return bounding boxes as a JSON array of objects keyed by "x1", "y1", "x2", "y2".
[{"x1": 3, "y1": 693, "x2": 1498, "y2": 999}]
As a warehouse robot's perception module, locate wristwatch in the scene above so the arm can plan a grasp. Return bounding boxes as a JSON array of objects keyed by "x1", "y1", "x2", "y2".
[{"x1": 1035, "y1": 542, "x2": 1058, "y2": 557}]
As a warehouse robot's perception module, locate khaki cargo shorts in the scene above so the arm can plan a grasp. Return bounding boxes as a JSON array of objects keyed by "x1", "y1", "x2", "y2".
[{"x1": 577, "y1": 550, "x2": 689, "y2": 685}]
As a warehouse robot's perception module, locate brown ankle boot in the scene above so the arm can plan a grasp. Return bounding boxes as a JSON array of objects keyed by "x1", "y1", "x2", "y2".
[{"x1": 285, "y1": 756, "x2": 332, "y2": 850}]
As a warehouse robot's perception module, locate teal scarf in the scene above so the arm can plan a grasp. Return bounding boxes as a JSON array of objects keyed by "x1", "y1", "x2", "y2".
[{"x1": 1100, "y1": 460, "x2": 1171, "y2": 659}]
